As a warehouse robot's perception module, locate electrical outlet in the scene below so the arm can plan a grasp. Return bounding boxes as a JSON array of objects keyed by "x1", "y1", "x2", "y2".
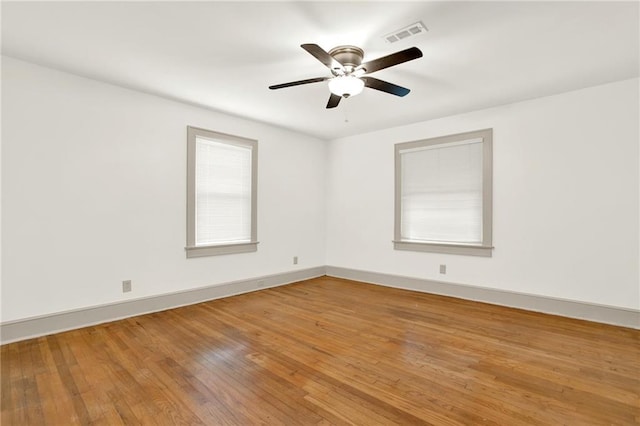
[
  {"x1": 122, "y1": 280, "x2": 132, "y2": 293},
  {"x1": 293, "y1": 256, "x2": 298, "y2": 265},
  {"x1": 439, "y1": 265, "x2": 446, "y2": 274}
]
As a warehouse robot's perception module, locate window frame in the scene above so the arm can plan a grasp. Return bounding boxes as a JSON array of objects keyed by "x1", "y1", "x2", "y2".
[
  {"x1": 185, "y1": 126, "x2": 258, "y2": 258},
  {"x1": 393, "y1": 128, "x2": 493, "y2": 257}
]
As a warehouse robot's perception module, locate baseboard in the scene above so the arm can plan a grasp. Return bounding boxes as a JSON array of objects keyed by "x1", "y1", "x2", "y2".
[
  {"x1": 325, "y1": 266, "x2": 640, "y2": 329},
  {"x1": 0, "y1": 266, "x2": 326, "y2": 344},
  {"x1": 3, "y1": 265, "x2": 637, "y2": 344}
]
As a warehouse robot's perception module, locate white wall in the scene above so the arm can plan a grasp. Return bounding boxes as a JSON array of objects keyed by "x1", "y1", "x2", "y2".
[
  {"x1": 326, "y1": 78, "x2": 639, "y2": 310},
  {"x1": 3, "y1": 56, "x2": 638, "y2": 325},
  {"x1": 1, "y1": 57, "x2": 327, "y2": 322}
]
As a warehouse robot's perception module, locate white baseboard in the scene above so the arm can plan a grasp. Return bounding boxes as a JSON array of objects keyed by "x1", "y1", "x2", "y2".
[
  {"x1": 326, "y1": 266, "x2": 640, "y2": 329},
  {"x1": 0, "y1": 266, "x2": 326, "y2": 344},
  {"x1": 3, "y1": 265, "x2": 637, "y2": 344}
]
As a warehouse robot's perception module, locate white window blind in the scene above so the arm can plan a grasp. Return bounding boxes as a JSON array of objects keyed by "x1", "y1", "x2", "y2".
[
  {"x1": 400, "y1": 138, "x2": 483, "y2": 244},
  {"x1": 195, "y1": 137, "x2": 252, "y2": 246}
]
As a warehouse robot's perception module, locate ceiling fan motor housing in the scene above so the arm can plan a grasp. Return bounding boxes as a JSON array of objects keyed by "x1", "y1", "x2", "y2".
[{"x1": 328, "y1": 45, "x2": 364, "y2": 70}]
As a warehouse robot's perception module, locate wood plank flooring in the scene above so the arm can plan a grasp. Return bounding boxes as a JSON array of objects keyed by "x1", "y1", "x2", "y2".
[{"x1": 2, "y1": 276, "x2": 639, "y2": 425}]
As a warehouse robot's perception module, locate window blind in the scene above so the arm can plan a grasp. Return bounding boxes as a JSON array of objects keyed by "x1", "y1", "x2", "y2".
[
  {"x1": 195, "y1": 137, "x2": 252, "y2": 246},
  {"x1": 400, "y1": 138, "x2": 483, "y2": 244}
]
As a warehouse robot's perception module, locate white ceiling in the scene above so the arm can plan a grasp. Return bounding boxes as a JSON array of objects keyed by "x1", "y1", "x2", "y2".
[{"x1": 2, "y1": 1, "x2": 638, "y2": 140}]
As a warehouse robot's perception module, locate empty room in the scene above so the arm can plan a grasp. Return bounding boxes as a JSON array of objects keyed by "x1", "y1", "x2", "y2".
[{"x1": 1, "y1": 1, "x2": 639, "y2": 425}]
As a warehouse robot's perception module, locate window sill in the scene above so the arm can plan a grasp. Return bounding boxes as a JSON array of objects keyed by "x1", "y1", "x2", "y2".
[
  {"x1": 393, "y1": 240, "x2": 493, "y2": 257},
  {"x1": 185, "y1": 241, "x2": 259, "y2": 258}
]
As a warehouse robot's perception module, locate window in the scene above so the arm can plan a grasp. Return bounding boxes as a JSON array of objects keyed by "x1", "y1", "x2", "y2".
[
  {"x1": 186, "y1": 126, "x2": 258, "y2": 257},
  {"x1": 394, "y1": 128, "x2": 493, "y2": 257}
]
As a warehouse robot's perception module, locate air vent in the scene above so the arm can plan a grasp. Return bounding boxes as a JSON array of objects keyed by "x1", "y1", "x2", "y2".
[{"x1": 383, "y1": 21, "x2": 428, "y2": 44}]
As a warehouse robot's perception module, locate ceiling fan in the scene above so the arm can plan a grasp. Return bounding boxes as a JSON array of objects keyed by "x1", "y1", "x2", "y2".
[{"x1": 269, "y1": 44, "x2": 423, "y2": 109}]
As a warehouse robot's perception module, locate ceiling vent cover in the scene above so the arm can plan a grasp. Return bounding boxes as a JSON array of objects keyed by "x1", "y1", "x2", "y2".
[{"x1": 383, "y1": 21, "x2": 428, "y2": 44}]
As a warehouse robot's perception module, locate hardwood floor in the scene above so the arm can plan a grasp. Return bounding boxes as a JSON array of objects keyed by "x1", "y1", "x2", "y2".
[{"x1": 2, "y1": 276, "x2": 639, "y2": 425}]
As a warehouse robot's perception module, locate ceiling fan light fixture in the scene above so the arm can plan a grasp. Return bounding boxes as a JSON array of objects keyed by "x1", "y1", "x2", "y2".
[
  {"x1": 269, "y1": 43, "x2": 422, "y2": 108},
  {"x1": 328, "y1": 75, "x2": 365, "y2": 98}
]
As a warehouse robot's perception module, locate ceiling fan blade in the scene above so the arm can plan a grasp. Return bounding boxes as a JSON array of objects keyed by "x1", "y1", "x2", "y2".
[
  {"x1": 359, "y1": 47, "x2": 423, "y2": 74},
  {"x1": 301, "y1": 44, "x2": 344, "y2": 72},
  {"x1": 362, "y1": 77, "x2": 410, "y2": 97},
  {"x1": 326, "y1": 93, "x2": 341, "y2": 109},
  {"x1": 269, "y1": 77, "x2": 328, "y2": 90}
]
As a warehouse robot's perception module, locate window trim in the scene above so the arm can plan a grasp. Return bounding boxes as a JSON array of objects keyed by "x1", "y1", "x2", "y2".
[
  {"x1": 185, "y1": 126, "x2": 258, "y2": 258},
  {"x1": 393, "y1": 128, "x2": 493, "y2": 257}
]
